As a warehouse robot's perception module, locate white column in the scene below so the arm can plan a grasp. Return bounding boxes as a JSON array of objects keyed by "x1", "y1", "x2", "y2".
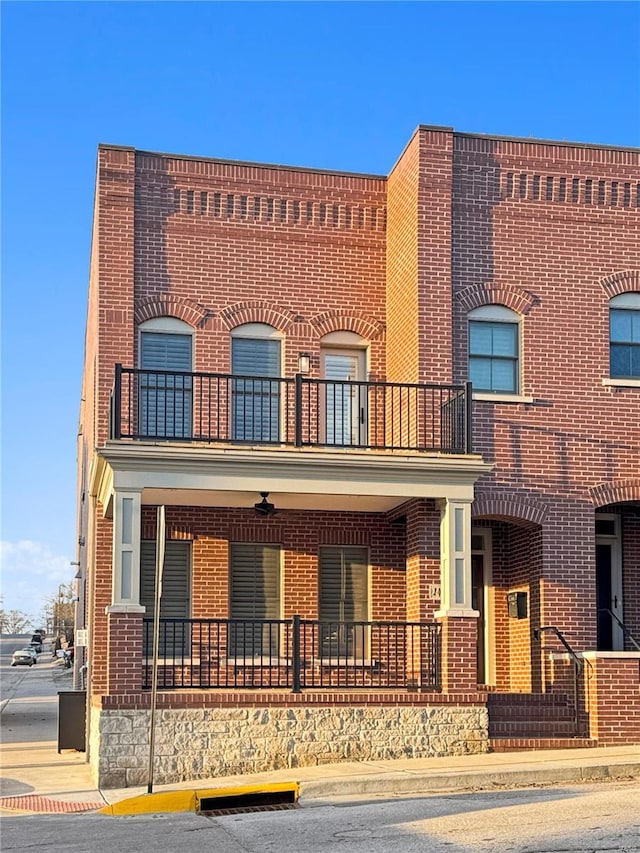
[
  {"x1": 110, "y1": 489, "x2": 144, "y2": 608},
  {"x1": 435, "y1": 498, "x2": 478, "y2": 617}
]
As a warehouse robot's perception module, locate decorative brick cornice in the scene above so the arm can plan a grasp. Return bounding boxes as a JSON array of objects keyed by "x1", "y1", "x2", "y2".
[
  {"x1": 219, "y1": 301, "x2": 297, "y2": 332},
  {"x1": 309, "y1": 309, "x2": 385, "y2": 340},
  {"x1": 589, "y1": 480, "x2": 640, "y2": 508},
  {"x1": 455, "y1": 282, "x2": 536, "y2": 315},
  {"x1": 599, "y1": 270, "x2": 640, "y2": 299},
  {"x1": 472, "y1": 492, "x2": 547, "y2": 526},
  {"x1": 134, "y1": 295, "x2": 209, "y2": 328}
]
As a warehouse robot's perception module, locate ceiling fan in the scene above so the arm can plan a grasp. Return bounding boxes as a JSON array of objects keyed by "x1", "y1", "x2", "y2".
[{"x1": 254, "y1": 492, "x2": 277, "y2": 516}]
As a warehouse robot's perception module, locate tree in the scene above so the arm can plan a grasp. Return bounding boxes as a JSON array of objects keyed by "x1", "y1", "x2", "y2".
[
  {"x1": 42, "y1": 583, "x2": 75, "y2": 639},
  {"x1": 0, "y1": 609, "x2": 33, "y2": 634}
]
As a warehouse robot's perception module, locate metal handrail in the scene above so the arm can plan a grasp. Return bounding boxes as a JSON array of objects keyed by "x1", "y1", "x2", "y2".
[
  {"x1": 597, "y1": 609, "x2": 640, "y2": 650},
  {"x1": 111, "y1": 364, "x2": 472, "y2": 453},
  {"x1": 534, "y1": 625, "x2": 584, "y2": 735},
  {"x1": 141, "y1": 616, "x2": 441, "y2": 692},
  {"x1": 534, "y1": 625, "x2": 583, "y2": 672}
]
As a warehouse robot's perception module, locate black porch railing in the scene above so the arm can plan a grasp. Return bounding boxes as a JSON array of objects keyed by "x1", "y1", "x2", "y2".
[
  {"x1": 142, "y1": 617, "x2": 442, "y2": 692},
  {"x1": 112, "y1": 365, "x2": 472, "y2": 453}
]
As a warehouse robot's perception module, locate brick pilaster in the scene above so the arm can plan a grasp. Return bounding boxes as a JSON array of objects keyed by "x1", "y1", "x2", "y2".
[
  {"x1": 106, "y1": 607, "x2": 144, "y2": 695},
  {"x1": 438, "y1": 615, "x2": 478, "y2": 693}
]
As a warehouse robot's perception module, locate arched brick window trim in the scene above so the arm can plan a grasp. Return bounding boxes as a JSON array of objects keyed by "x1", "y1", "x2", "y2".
[
  {"x1": 589, "y1": 480, "x2": 640, "y2": 507},
  {"x1": 599, "y1": 270, "x2": 640, "y2": 299},
  {"x1": 309, "y1": 310, "x2": 385, "y2": 341},
  {"x1": 134, "y1": 296, "x2": 208, "y2": 328},
  {"x1": 219, "y1": 301, "x2": 296, "y2": 333},
  {"x1": 455, "y1": 282, "x2": 536, "y2": 316},
  {"x1": 472, "y1": 493, "x2": 547, "y2": 526}
]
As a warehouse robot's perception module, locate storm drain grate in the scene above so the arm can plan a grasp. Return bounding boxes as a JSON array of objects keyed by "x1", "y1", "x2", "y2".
[
  {"x1": 198, "y1": 788, "x2": 297, "y2": 816},
  {"x1": 0, "y1": 795, "x2": 105, "y2": 814},
  {"x1": 201, "y1": 802, "x2": 299, "y2": 816}
]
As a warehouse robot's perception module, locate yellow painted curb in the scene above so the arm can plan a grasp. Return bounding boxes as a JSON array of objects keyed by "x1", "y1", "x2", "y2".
[{"x1": 98, "y1": 781, "x2": 299, "y2": 816}]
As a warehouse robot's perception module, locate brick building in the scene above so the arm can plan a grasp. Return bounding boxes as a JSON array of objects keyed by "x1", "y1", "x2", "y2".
[{"x1": 76, "y1": 126, "x2": 640, "y2": 788}]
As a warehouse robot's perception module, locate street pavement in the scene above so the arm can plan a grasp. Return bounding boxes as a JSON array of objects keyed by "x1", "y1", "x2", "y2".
[{"x1": 1, "y1": 637, "x2": 639, "y2": 817}]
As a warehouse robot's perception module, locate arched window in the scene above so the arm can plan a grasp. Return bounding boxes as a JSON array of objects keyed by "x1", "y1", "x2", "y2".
[
  {"x1": 610, "y1": 293, "x2": 640, "y2": 379},
  {"x1": 468, "y1": 305, "x2": 520, "y2": 394},
  {"x1": 138, "y1": 317, "x2": 193, "y2": 439},
  {"x1": 231, "y1": 324, "x2": 283, "y2": 442}
]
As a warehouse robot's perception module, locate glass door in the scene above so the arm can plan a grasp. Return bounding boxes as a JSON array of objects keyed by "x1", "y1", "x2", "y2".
[{"x1": 321, "y1": 349, "x2": 366, "y2": 447}]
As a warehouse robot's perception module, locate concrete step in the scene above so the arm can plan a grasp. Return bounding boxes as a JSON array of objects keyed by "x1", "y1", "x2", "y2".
[
  {"x1": 485, "y1": 692, "x2": 571, "y2": 707},
  {"x1": 489, "y1": 737, "x2": 597, "y2": 752},
  {"x1": 486, "y1": 692, "x2": 583, "y2": 741},
  {"x1": 489, "y1": 719, "x2": 579, "y2": 737},
  {"x1": 488, "y1": 705, "x2": 576, "y2": 723}
]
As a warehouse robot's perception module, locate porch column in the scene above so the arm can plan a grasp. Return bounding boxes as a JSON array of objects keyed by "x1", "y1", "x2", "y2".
[
  {"x1": 110, "y1": 489, "x2": 142, "y2": 606},
  {"x1": 105, "y1": 488, "x2": 144, "y2": 694},
  {"x1": 435, "y1": 498, "x2": 479, "y2": 692}
]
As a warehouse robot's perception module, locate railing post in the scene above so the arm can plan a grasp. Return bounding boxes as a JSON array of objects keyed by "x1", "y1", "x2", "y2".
[
  {"x1": 292, "y1": 614, "x2": 301, "y2": 693},
  {"x1": 294, "y1": 374, "x2": 303, "y2": 447},
  {"x1": 113, "y1": 364, "x2": 123, "y2": 440},
  {"x1": 464, "y1": 381, "x2": 473, "y2": 454}
]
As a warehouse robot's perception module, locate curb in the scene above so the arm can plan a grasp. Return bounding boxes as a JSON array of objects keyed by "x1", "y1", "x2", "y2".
[
  {"x1": 297, "y1": 762, "x2": 640, "y2": 800},
  {"x1": 98, "y1": 782, "x2": 299, "y2": 816},
  {"x1": 96, "y1": 762, "x2": 640, "y2": 816}
]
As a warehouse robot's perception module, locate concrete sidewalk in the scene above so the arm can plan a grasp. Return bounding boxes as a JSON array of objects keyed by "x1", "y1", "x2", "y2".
[{"x1": 1, "y1": 657, "x2": 639, "y2": 815}]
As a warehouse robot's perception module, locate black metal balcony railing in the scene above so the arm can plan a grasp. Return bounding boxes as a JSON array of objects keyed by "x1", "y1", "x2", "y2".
[
  {"x1": 112, "y1": 366, "x2": 472, "y2": 453},
  {"x1": 142, "y1": 617, "x2": 442, "y2": 692}
]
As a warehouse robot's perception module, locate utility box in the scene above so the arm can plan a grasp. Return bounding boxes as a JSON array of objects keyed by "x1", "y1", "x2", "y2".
[
  {"x1": 507, "y1": 591, "x2": 528, "y2": 619},
  {"x1": 57, "y1": 691, "x2": 86, "y2": 752}
]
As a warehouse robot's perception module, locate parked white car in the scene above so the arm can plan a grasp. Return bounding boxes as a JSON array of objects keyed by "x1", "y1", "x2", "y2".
[{"x1": 11, "y1": 648, "x2": 35, "y2": 667}]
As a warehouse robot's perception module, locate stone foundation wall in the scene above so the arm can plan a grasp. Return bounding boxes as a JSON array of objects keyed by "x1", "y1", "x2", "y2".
[{"x1": 90, "y1": 704, "x2": 488, "y2": 788}]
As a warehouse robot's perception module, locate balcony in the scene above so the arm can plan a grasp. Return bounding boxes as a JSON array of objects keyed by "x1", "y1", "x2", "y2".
[
  {"x1": 111, "y1": 366, "x2": 472, "y2": 454},
  {"x1": 142, "y1": 616, "x2": 442, "y2": 692}
]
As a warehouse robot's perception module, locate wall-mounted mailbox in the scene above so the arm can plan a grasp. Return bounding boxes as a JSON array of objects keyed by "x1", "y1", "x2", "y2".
[{"x1": 507, "y1": 591, "x2": 528, "y2": 619}]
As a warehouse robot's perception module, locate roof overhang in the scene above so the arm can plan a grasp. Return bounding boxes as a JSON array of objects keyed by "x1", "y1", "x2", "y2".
[{"x1": 90, "y1": 442, "x2": 492, "y2": 517}]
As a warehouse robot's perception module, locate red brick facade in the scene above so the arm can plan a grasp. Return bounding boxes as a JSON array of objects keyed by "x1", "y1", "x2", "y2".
[{"x1": 80, "y1": 126, "x2": 640, "y2": 753}]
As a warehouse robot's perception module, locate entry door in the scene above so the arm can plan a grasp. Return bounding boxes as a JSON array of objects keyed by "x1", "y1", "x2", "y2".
[
  {"x1": 321, "y1": 349, "x2": 367, "y2": 447},
  {"x1": 595, "y1": 520, "x2": 623, "y2": 650},
  {"x1": 471, "y1": 530, "x2": 493, "y2": 686},
  {"x1": 471, "y1": 553, "x2": 486, "y2": 684}
]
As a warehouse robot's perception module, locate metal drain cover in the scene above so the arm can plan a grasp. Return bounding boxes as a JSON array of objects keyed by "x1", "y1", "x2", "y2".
[{"x1": 202, "y1": 802, "x2": 299, "y2": 816}]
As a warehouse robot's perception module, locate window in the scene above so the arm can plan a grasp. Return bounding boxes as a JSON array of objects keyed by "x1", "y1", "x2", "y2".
[
  {"x1": 229, "y1": 544, "x2": 281, "y2": 658},
  {"x1": 468, "y1": 306, "x2": 520, "y2": 394},
  {"x1": 319, "y1": 546, "x2": 368, "y2": 657},
  {"x1": 610, "y1": 293, "x2": 640, "y2": 379},
  {"x1": 140, "y1": 540, "x2": 191, "y2": 655},
  {"x1": 231, "y1": 324, "x2": 282, "y2": 442},
  {"x1": 139, "y1": 319, "x2": 193, "y2": 439}
]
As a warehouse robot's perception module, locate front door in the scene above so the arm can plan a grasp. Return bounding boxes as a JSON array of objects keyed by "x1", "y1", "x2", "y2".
[
  {"x1": 471, "y1": 553, "x2": 486, "y2": 684},
  {"x1": 321, "y1": 349, "x2": 367, "y2": 446},
  {"x1": 471, "y1": 529, "x2": 494, "y2": 686},
  {"x1": 595, "y1": 515, "x2": 623, "y2": 650}
]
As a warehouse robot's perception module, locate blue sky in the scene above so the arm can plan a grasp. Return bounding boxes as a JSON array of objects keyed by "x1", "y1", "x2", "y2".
[{"x1": 1, "y1": 1, "x2": 639, "y2": 620}]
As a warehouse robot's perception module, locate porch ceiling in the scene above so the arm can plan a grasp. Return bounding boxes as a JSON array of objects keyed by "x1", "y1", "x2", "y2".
[{"x1": 91, "y1": 441, "x2": 491, "y2": 516}]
